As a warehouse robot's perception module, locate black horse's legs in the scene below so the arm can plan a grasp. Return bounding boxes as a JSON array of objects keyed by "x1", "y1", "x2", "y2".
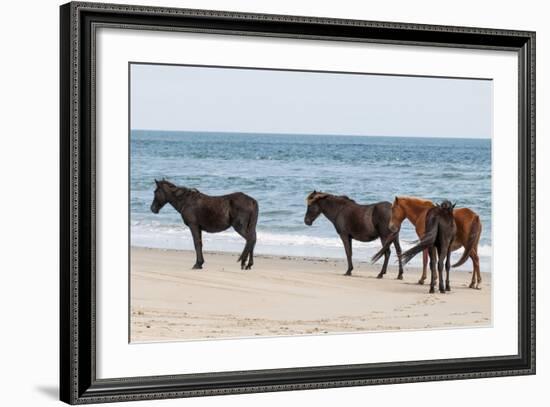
[
  {"x1": 419, "y1": 248, "x2": 429, "y2": 285},
  {"x1": 340, "y1": 234, "x2": 353, "y2": 276},
  {"x1": 429, "y1": 247, "x2": 437, "y2": 293},
  {"x1": 437, "y1": 247, "x2": 446, "y2": 294},
  {"x1": 244, "y1": 233, "x2": 256, "y2": 270},
  {"x1": 445, "y1": 248, "x2": 452, "y2": 291},
  {"x1": 381, "y1": 248, "x2": 391, "y2": 278},
  {"x1": 377, "y1": 237, "x2": 390, "y2": 279},
  {"x1": 234, "y1": 222, "x2": 255, "y2": 270},
  {"x1": 237, "y1": 240, "x2": 250, "y2": 270},
  {"x1": 190, "y1": 226, "x2": 204, "y2": 269},
  {"x1": 393, "y1": 238, "x2": 404, "y2": 280}
]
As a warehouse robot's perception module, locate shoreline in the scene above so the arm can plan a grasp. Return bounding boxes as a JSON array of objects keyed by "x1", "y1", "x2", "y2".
[
  {"x1": 129, "y1": 242, "x2": 492, "y2": 273},
  {"x1": 130, "y1": 246, "x2": 491, "y2": 342},
  {"x1": 132, "y1": 245, "x2": 411, "y2": 267}
]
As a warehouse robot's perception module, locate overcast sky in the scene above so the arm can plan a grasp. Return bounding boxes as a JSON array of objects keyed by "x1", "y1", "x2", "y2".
[{"x1": 130, "y1": 63, "x2": 492, "y2": 139}]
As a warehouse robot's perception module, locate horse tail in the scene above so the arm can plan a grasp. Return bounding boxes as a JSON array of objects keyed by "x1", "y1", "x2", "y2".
[
  {"x1": 371, "y1": 231, "x2": 398, "y2": 263},
  {"x1": 247, "y1": 199, "x2": 259, "y2": 235},
  {"x1": 400, "y1": 220, "x2": 438, "y2": 266},
  {"x1": 452, "y1": 214, "x2": 481, "y2": 268}
]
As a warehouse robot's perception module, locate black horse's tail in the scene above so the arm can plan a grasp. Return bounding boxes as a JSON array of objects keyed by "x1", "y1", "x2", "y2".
[
  {"x1": 247, "y1": 199, "x2": 259, "y2": 235},
  {"x1": 371, "y1": 231, "x2": 398, "y2": 263},
  {"x1": 400, "y1": 221, "x2": 438, "y2": 266},
  {"x1": 452, "y1": 214, "x2": 481, "y2": 268}
]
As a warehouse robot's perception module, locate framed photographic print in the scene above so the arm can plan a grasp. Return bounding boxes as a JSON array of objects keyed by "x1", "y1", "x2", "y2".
[{"x1": 60, "y1": 1, "x2": 536, "y2": 404}]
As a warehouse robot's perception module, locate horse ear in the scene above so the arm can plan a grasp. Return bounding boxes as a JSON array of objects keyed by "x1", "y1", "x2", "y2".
[
  {"x1": 313, "y1": 190, "x2": 317, "y2": 194},
  {"x1": 435, "y1": 202, "x2": 440, "y2": 207},
  {"x1": 452, "y1": 202, "x2": 457, "y2": 209},
  {"x1": 307, "y1": 191, "x2": 326, "y2": 204},
  {"x1": 394, "y1": 196, "x2": 399, "y2": 203},
  {"x1": 154, "y1": 179, "x2": 159, "y2": 187}
]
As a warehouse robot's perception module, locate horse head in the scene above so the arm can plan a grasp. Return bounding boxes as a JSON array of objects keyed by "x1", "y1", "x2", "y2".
[
  {"x1": 389, "y1": 196, "x2": 407, "y2": 232},
  {"x1": 438, "y1": 199, "x2": 456, "y2": 213},
  {"x1": 150, "y1": 179, "x2": 171, "y2": 214},
  {"x1": 304, "y1": 190, "x2": 328, "y2": 226}
]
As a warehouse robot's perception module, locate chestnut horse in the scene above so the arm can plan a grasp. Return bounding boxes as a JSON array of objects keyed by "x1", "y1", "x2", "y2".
[{"x1": 372, "y1": 196, "x2": 482, "y2": 288}]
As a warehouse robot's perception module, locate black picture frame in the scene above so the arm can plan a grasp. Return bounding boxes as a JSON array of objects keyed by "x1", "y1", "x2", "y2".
[{"x1": 60, "y1": 2, "x2": 536, "y2": 404}]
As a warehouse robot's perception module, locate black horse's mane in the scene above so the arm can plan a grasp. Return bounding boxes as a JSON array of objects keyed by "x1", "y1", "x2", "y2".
[
  {"x1": 158, "y1": 180, "x2": 200, "y2": 196},
  {"x1": 339, "y1": 195, "x2": 355, "y2": 203},
  {"x1": 332, "y1": 194, "x2": 356, "y2": 204},
  {"x1": 312, "y1": 191, "x2": 356, "y2": 204}
]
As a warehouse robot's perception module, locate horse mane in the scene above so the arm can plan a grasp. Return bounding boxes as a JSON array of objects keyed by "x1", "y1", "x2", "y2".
[
  {"x1": 397, "y1": 196, "x2": 434, "y2": 207},
  {"x1": 158, "y1": 180, "x2": 200, "y2": 197},
  {"x1": 157, "y1": 179, "x2": 175, "y2": 189},
  {"x1": 336, "y1": 195, "x2": 356, "y2": 203},
  {"x1": 322, "y1": 192, "x2": 357, "y2": 204},
  {"x1": 307, "y1": 191, "x2": 356, "y2": 205}
]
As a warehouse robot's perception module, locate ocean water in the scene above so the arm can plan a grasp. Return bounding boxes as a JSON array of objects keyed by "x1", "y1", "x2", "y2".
[{"x1": 130, "y1": 131, "x2": 492, "y2": 272}]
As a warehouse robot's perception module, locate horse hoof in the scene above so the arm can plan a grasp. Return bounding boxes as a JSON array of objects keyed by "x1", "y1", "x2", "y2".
[
  {"x1": 397, "y1": 274, "x2": 403, "y2": 280},
  {"x1": 376, "y1": 273, "x2": 384, "y2": 279},
  {"x1": 344, "y1": 272, "x2": 352, "y2": 276},
  {"x1": 446, "y1": 286, "x2": 451, "y2": 292},
  {"x1": 439, "y1": 289, "x2": 446, "y2": 294},
  {"x1": 192, "y1": 264, "x2": 202, "y2": 270},
  {"x1": 418, "y1": 280, "x2": 425, "y2": 285},
  {"x1": 245, "y1": 265, "x2": 252, "y2": 270},
  {"x1": 429, "y1": 288, "x2": 435, "y2": 294}
]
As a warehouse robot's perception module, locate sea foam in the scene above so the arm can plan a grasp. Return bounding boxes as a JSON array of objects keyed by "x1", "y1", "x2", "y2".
[{"x1": 131, "y1": 223, "x2": 492, "y2": 272}]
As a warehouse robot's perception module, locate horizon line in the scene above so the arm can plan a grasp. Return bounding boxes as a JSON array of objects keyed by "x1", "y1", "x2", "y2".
[{"x1": 130, "y1": 129, "x2": 491, "y2": 140}]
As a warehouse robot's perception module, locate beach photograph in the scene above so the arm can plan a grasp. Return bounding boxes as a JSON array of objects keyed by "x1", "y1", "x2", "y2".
[{"x1": 129, "y1": 63, "x2": 492, "y2": 343}]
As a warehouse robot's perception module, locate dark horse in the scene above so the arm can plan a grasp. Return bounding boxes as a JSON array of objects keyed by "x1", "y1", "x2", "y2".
[
  {"x1": 399, "y1": 200, "x2": 457, "y2": 293},
  {"x1": 371, "y1": 196, "x2": 482, "y2": 288},
  {"x1": 150, "y1": 180, "x2": 259, "y2": 270},
  {"x1": 304, "y1": 191, "x2": 404, "y2": 278}
]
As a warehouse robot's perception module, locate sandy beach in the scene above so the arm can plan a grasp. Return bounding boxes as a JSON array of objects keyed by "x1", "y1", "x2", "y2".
[{"x1": 130, "y1": 247, "x2": 491, "y2": 342}]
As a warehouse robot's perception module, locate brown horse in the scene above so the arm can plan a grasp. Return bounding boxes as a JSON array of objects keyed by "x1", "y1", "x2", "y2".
[
  {"x1": 400, "y1": 200, "x2": 457, "y2": 293},
  {"x1": 151, "y1": 179, "x2": 258, "y2": 270},
  {"x1": 372, "y1": 196, "x2": 482, "y2": 288},
  {"x1": 304, "y1": 191, "x2": 404, "y2": 278}
]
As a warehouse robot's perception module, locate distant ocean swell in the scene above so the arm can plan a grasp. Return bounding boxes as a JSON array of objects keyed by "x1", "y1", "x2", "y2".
[{"x1": 130, "y1": 131, "x2": 492, "y2": 272}]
